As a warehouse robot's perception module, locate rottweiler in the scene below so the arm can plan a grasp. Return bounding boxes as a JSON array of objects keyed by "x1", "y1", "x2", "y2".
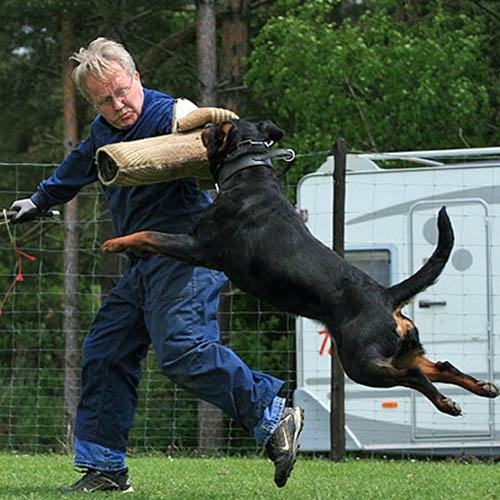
[{"x1": 102, "y1": 119, "x2": 499, "y2": 416}]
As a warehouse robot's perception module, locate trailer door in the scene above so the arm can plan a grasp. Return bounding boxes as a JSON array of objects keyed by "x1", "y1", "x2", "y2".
[{"x1": 410, "y1": 200, "x2": 494, "y2": 440}]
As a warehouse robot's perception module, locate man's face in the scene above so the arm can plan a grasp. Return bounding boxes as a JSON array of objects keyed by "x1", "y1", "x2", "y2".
[{"x1": 85, "y1": 61, "x2": 144, "y2": 129}]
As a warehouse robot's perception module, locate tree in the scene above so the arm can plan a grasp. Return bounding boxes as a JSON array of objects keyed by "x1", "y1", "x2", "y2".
[
  {"x1": 245, "y1": 0, "x2": 499, "y2": 181},
  {"x1": 3, "y1": 0, "x2": 500, "y2": 454},
  {"x1": 195, "y1": 0, "x2": 225, "y2": 454},
  {"x1": 61, "y1": 14, "x2": 80, "y2": 453},
  {"x1": 220, "y1": 0, "x2": 250, "y2": 112}
]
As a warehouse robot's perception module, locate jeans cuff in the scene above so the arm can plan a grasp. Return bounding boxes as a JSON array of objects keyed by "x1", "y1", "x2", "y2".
[
  {"x1": 74, "y1": 437, "x2": 126, "y2": 472},
  {"x1": 252, "y1": 396, "x2": 285, "y2": 446}
]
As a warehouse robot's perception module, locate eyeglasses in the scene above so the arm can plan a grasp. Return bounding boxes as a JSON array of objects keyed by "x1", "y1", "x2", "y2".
[{"x1": 91, "y1": 75, "x2": 134, "y2": 108}]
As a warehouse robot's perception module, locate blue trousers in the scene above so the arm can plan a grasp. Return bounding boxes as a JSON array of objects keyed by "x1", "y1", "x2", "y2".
[{"x1": 74, "y1": 255, "x2": 284, "y2": 466}]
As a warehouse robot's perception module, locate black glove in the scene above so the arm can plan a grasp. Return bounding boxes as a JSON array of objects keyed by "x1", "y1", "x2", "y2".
[{"x1": 9, "y1": 198, "x2": 40, "y2": 224}]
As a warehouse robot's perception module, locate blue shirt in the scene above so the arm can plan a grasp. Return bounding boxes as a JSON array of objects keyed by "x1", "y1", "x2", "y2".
[{"x1": 31, "y1": 88, "x2": 212, "y2": 236}]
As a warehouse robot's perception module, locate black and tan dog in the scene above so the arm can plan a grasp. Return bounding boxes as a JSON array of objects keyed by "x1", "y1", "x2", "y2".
[{"x1": 102, "y1": 119, "x2": 499, "y2": 416}]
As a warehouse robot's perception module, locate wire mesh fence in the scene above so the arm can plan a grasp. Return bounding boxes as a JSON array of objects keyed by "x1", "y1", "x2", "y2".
[
  {"x1": 3, "y1": 149, "x2": 500, "y2": 458},
  {"x1": 0, "y1": 162, "x2": 296, "y2": 454}
]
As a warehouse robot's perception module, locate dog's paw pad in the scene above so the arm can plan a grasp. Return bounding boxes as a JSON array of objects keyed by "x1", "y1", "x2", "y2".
[
  {"x1": 442, "y1": 397, "x2": 462, "y2": 416},
  {"x1": 477, "y1": 380, "x2": 499, "y2": 397},
  {"x1": 102, "y1": 239, "x2": 123, "y2": 253}
]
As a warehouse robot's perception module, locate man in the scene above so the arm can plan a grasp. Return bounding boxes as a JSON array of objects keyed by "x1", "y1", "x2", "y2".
[{"x1": 10, "y1": 38, "x2": 303, "y2": 493}]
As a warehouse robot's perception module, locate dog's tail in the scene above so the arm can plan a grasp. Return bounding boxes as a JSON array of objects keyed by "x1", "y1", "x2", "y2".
[{"x1": 386, "y1": 207, "x2": 454, "y2": 308}]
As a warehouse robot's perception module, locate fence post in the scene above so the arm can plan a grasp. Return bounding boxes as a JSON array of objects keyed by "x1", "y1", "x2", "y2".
[{"x1": 330, "y1": 138, "x2": 347, "y2": 461}]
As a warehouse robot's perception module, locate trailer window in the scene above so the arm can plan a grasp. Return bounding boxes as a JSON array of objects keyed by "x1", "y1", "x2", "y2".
[{"x1": 345, "y1": 249, "x2": 392, "y2": 287}]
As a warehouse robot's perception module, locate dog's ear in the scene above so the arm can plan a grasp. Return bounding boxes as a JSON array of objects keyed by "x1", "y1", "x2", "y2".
[
  {"x1": 214, "y1": 121, "x2": 234, "y2": 153},
  {"x1": 257, "y1": 120, "x2": 284, "y2": 142},
  {"x1": 202, "y1": 121, "x2": 234, "y2": 151},
  {"x1": 201, "y1": 127, "x2": 211, "y2": 148}
]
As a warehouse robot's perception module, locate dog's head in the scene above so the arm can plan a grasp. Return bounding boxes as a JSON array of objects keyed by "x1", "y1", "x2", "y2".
[{"x1": 201, "y1": 119, "x2": 284, "y2": 177}]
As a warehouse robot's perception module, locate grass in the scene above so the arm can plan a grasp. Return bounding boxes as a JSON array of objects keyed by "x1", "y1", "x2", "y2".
[{"x1": 1, "y1": 453, "x2": 500, "y2": 499}]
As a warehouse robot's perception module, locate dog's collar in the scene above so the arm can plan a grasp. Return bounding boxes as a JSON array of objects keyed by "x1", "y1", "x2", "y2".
[
  {"x1": 223, "y1": 139, "x2": 274, "y2": 164},
  {"x1": 216, "y1": 153, "x2": 273, "y2": 187},
  {"x1": 215, "y1": 143, "x2": 296, "y2": 190}
]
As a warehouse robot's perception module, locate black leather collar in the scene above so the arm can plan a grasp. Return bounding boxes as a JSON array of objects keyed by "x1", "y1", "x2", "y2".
[
  {"x1": 216, "y1": 153, "x2": 273, "y2": 186},
  {"x1": 214, "y1": 140, "x2": 296, "y2": 190}
]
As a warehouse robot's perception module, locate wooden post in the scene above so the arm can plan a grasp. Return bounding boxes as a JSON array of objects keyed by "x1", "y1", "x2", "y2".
[{"x1": 330, "y1": 138, "x2": 347, "y2": 461}]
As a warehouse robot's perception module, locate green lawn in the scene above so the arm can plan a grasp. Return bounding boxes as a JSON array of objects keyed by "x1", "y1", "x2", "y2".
[{"x1": 1, "y1": 453, "x2": 500, "y2": 499}]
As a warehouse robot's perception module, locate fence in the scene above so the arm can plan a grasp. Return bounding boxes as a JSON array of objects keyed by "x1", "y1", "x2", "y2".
[
  {"x1": 5, "y1": 150, "x2": 498, "y2": 458},
  {"x1": 0, "y1": 162, "x2": 296, "y2": 454}
]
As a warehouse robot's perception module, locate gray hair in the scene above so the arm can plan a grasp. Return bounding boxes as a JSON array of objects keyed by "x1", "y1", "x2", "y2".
[{"x1": 70, "y1": 37, "x2": 136, "y2": 99}]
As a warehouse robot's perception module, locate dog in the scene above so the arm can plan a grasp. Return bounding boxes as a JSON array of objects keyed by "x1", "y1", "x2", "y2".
[{"x1": 102, "y1": 119, "x2": 499, "y2": 416}]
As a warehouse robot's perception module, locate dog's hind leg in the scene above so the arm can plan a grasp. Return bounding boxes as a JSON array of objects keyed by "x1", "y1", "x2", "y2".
[
  {"x1": 411, "y1": 355, "x2": 499, "y2": 399},
  {"x1": 366, "y1": 360, "x2": 463, "y2": 416}
]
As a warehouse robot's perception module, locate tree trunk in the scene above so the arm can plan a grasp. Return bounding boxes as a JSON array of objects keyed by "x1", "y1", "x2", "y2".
[
  {"x1": 199, "y1": 0, "x2": 252, "y2": 455},
  {"x1": 221, "y1": 0, "x2": 250, "y2": 112},
  {"x1": 195, "y1": 0, "x2": 225, "y2": 453},
  {"x1": 61, "y1": 17, "x2": 80, "y2": 453},
  {"x1": 197, "y1": 0, "x2": 218, "y2": 106}
]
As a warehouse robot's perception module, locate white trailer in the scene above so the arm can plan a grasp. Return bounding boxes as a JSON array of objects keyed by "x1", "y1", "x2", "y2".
[{"x1": 294, "y1": 147, "x2": 500, "y2": 455}]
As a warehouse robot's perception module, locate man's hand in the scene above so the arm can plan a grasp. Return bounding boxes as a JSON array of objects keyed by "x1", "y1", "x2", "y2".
[{"x1": 9, "y1": 198, "x2": 39, "y2": 224}]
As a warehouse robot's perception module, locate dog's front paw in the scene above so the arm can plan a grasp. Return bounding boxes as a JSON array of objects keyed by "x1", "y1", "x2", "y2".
[
  {"x1": 477, "y1": 380, "x2": 500, "y2": 398},
  {"x1": 102, "y1": 237, "x2": 128, "y2": 253}
]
